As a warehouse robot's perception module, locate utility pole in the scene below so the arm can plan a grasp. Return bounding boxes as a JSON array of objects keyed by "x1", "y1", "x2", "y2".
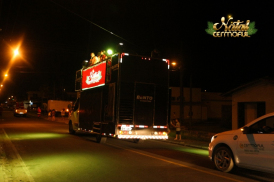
[
  {"x1": 189, "y1": 74, "x2": 193, "y2": 129},
  {"x1": 179, "y1": 61, "x2": 184, "y2": 125}
]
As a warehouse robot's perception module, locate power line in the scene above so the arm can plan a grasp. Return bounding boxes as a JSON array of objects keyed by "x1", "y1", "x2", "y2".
[{"x1": 49, "y1": 0, "x2": 137, "y2": 46}]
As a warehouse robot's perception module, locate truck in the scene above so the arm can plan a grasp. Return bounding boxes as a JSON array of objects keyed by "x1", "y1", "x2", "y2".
[
  {"x1": 47, "y1": 100, "x2": 73, "y2": 116},
  {"x1": 69, "y1": 52, "x2": 170, "y2": 143}
]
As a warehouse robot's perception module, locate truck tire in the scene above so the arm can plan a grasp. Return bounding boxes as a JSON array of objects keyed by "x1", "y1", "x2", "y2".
[
  {"x1": 133, "y1": 139, "x2": 139, "y2": 143},
  {"x1": 96, "y1": 134, "x2": 102, "y2": 143},
  {"x1": 214, "y1": 146, "x2": 235, "y2": 173},
  {"x1": 96, "y1": 134, "x2": 107, "y2": 143},
  {"x1": 69, "y1": 121, "x2": 76, "y2": 134}
]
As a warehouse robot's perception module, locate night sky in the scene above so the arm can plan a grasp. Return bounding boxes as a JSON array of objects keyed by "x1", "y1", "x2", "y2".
[{"x1": 0, "y1": 0, "x2": 273, "y2": 102}]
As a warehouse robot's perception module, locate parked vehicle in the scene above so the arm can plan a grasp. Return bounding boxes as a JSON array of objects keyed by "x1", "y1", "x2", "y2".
[
  {"x1": 209, "y1": 112, "x2": 274, "y2": 173},
  {"x1": 47, "y1": 100, "x2": 73, "y2": 116},
  {"x1": 14, "y1": 102, "x2": 27, "y2": 116},
  {"x1": 69, "y1": 52, "x2": 170, "y2": 143}
]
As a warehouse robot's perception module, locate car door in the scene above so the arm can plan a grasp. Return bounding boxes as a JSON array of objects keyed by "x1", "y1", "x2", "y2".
[{"x1": 236, "y1": 116, "x2": 274, "y2": 171}]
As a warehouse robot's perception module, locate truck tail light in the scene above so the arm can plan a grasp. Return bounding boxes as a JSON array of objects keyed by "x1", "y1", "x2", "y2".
[{"x1": 135, "y1": 125, "x2": 148, "y2": 128}]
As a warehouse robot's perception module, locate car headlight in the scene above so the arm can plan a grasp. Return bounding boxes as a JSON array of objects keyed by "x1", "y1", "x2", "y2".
[{"x1": 211, "y1": 135, "x2": 217, "y2": 143}]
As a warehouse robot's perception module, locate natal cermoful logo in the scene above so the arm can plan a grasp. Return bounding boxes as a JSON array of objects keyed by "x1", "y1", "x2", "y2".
[{"x1": 205, "y1": 16, "x2": 257, "y2": 37}]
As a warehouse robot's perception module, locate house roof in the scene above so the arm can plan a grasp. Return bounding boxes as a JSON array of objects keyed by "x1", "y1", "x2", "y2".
[{"x1": 221, "y1": 77, "x2": 274, "y2": 96}]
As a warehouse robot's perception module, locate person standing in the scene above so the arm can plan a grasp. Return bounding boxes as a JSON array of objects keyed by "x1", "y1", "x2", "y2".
[
  {"x1": 37, "y1": 107, "x2": 41, "y2": 118},
  {"x1": 61, "y1": 108, "x2": 65, "y2": 120},
  {"x1": 171, "y1": 119, "x2": 181, "y2": 140},
  {"x1": 89, "y1": 52, "x2": 97, "y2": 66},
  {"x1": 51, "y1": 109, "x2": 56, "y2": 121},
  {"x1": 48, "y1": 109, "x2": 52, "y2": 120},
  {"x1": 99, "y1": 50, "x2": 107, "y2": 62}
]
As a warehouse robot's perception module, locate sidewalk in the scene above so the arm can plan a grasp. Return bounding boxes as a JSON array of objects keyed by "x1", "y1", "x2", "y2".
[
  {"x1": 29, "y1": 111, "x2": 209, "y2": 150},
  {"x1": 163, "y1": 134, "x2": 209, "y2": 150}
]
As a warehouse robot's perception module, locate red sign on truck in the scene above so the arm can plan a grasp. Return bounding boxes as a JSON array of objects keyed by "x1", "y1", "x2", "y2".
[{"x1": 82, "y1": 62, "x2": 106, "y2": 90}]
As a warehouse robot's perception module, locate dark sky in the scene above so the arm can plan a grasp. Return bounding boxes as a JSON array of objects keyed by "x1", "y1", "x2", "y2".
[{"x1": 0, "y1": 0, "x2": 273, "y2": 101}]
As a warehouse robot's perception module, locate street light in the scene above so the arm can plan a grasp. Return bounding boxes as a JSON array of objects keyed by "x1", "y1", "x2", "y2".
[
  {"x1": 171, "y1": 62, "x2": 177, "y2": 66},
  {"x1": 14, "y1": 49, "x2": 19, "y2": 56},
  {"x1": 170, "y1": 60, "x2": 184, "y2": 125}
]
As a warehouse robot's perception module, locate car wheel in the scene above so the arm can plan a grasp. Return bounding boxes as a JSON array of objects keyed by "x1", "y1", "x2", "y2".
[
  {"x1": 69, "y1": 121, "x2": 75, "y2": 134},
  {"x1": 214, "y1": 146, "x2": 234, "y2": 173}
]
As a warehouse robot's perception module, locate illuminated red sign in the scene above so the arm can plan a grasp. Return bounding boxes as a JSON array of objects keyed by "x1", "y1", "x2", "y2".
[{"x1": 82, "y1": 62, "x2": 106, "y2": 90}]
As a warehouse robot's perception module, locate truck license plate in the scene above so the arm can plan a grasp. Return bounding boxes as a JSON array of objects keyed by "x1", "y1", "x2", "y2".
[{"x1": 121, "y1": 126, "x2": 132, "y2": 131}]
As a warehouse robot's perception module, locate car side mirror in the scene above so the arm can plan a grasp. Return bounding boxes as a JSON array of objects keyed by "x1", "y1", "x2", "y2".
[{"x1": 241, "y1": 126, "x2": 250, "y2": 134}]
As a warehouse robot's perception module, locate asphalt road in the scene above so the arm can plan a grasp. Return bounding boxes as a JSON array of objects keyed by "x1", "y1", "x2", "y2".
[{"x1": 0, "y1": 110, "x2": 274, "y2": 182}]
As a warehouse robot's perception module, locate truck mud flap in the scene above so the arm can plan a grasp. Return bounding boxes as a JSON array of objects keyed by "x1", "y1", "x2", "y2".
[{"x1": 96, "y1": 134, "x2": 107, "y2": 143}]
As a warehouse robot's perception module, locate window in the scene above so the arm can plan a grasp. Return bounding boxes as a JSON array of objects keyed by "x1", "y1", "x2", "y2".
[
  {"x1": 73, "y1": 98, "x2": 79, "y2": 111},
  {"x1": 249, "y1": 116, "x2": 274, "y2": 134}
]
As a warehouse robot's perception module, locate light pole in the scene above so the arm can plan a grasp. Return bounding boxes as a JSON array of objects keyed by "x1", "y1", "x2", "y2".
[{"x1": 171, "y1": 61, "x2": 184, "y2": 125}]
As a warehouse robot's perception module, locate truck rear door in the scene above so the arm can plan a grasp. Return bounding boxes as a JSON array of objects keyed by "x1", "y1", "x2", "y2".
[{"x1": 134, "y1": 83, "x2": 154, "y2": 126}]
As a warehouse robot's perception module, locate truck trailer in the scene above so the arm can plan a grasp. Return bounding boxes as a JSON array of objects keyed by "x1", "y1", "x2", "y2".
[{"x1": 69, "y1": 52, "x2": 170, "y2": 143}]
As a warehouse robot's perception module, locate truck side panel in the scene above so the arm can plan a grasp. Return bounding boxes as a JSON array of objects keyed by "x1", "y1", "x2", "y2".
[
  {"x1": 118, "y1": 82, "x2": 134, "y2": 124},
  {"x1": 79, "y1": 88, "x2": 103, "y2": 130}
]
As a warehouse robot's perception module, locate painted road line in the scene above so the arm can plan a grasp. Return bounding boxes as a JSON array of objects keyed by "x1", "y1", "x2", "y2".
[{"x1": 105, "y1": 142, "x2": 244, "y2": 182}]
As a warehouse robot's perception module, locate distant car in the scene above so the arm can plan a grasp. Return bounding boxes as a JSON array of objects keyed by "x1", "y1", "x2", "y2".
[
  {"x1": 209, "y1": 112, "x2": 274, "y2": 173},
  {"x1": 14, "y1": 107, "x2": 27, "y2": 116}
]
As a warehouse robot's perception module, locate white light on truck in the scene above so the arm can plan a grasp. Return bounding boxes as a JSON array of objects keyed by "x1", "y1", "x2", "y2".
[
  {"x1": 153, "y1": 126, "x2": 167, "y2": 128},
  {"x1": 117, "y1": 135, "x2": 168, "y2": 139},
  {"x1": 135, "y1": 125, "x2": 148, "y2": 128}
]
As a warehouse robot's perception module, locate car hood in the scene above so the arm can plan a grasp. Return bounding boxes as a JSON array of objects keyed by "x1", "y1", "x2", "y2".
[{"x1": 216, "y1": 129, "x2": 240, "y2": 136}]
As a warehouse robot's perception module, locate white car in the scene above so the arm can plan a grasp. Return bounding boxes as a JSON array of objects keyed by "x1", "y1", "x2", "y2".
[
  {"x1": 209, "y1": 112, "x2": 274, "y2": 173},
  {"x1": 14, "y1": 107, "x2": 28, "y2": 116}
]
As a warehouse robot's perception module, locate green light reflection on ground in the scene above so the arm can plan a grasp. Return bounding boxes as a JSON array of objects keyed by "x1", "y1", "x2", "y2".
[
  {"x1": 177, "y1": 147, "x2": 208, "y2": 156},
  {"x1": 10, "y1": 133, "x2": 65, "y2": 140}
]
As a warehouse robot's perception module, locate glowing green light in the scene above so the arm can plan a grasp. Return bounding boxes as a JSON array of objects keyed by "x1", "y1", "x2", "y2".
[{"x1": 107, "y1": 49, "x2": 113, "y2": 55}]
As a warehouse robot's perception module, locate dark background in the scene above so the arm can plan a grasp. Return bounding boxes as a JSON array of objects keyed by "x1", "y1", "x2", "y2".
[{"x1": 0, "y1": 0, "x2": 273, "y2": 102}]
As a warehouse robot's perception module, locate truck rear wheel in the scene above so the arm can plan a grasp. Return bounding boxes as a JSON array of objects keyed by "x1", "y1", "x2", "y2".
[
  {"x1": 69, "y1": 121, "x2": 76, "y2": 134},
  {"x1": 96, "y1": 134, "x2": 107, "y2": 143},
  {"x1": 133, "y1": 139, "x2": 139, "y2": 143},
  {"x1": 96, "y1": 134, "x2": 101, "y2": 143}
]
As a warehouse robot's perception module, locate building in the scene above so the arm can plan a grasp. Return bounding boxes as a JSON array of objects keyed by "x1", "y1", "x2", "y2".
[
  {"x1": 170, "y1": 87, "x2": 231, "y2": 126},
  {"x1": 222, "y1": 77, "x2": 274, "y2": 129}
]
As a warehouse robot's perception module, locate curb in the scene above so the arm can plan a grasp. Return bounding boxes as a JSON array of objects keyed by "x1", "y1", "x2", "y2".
[{"x1": 157, "y1": 138, "x2": 208, "y2": 150}]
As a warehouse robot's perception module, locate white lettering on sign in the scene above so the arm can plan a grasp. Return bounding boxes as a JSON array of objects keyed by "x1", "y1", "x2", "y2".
[
  {"x1": 86, "y1": 69, "x2": 102, "y2": 85},
  {"x1": 136, "y1": 95, "x2": 153, "y2": 102}
]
